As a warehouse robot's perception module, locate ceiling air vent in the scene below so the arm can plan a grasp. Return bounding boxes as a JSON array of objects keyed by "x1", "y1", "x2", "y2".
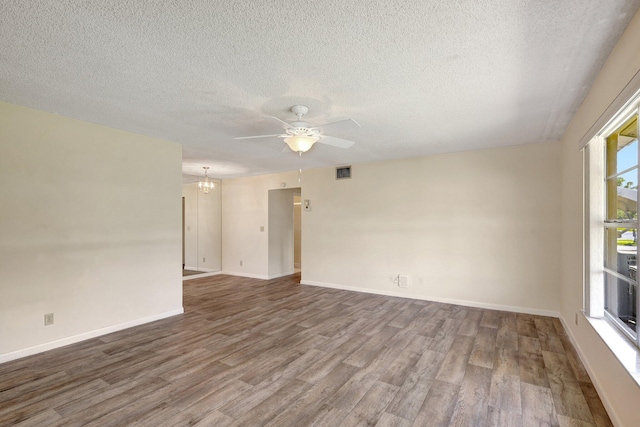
[{"x1": 336, "y1": 166, "x2": 351, "y2": 180}]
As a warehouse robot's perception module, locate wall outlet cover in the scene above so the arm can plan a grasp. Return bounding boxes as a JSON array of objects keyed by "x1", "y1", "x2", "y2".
[{"x1": 398, "y1": 275, "x2": 409, "y2": 288}]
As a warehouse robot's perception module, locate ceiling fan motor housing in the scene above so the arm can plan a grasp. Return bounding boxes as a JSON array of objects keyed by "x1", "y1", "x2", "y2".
[{"x1": 291, "y1": 105, "x2": 309, "y2": 117}]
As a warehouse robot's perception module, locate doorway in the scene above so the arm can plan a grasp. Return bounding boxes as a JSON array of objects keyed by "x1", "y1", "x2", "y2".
[{"x1": 268, "y1": 187, "x2": 300, "y2": 278}]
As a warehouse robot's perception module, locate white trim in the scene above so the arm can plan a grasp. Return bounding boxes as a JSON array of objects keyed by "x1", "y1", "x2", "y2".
[
  {"x1": 559, "y1": 315, "x2": 626, "y2": 427},
  {"x1": 603, "y1": 267, "x2": 637, "y2": 285},
  {"x1": 300, "y1": 280, "x2": 559, "y2": 318},
  {"x1": 268, "y1": 271, "x2": 295, "y2": 280},
  {"x1": 578, "y1": 70, "x2": 640, "y2": 149},
  {"x1": 603, "y1": 221, "x2": 638, "y2": 228},
  {"x1": 221, "y1": 271, "x2": 270, "y2": 280},
  {"x1": 0, "y1": 308, "x2": 184, "y2": 364},
  {"x1": 183, "y1": 266, "x2": 218, "y2": 272},
  {"x1": 585, "y1": 138, "x2": 606, "y2": 318},
  {"x1": 182, "y1": 271, "x2": 222, "y2": 281},
  {"x1": 605, "y1": 164, "x2": 638, "y2": 181}
]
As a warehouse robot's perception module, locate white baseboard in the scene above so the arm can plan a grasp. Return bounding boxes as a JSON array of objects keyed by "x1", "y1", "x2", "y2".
[
  {"x1": 182, "y1": 271, "x2": 222, "y2": 281},
  {"x1": 222, "y1": 271, "x2": 270, "y2": 280},
  {"x1": 184, "y1": 266, "x2": 217, "y2": 273},
  {"x1": 0, "y1": 308, "x2": 184, "y2": 364},
  {"x1": 558, "y1": 315, "x2": 621, "y2": 427},
  {"x1": 300, "y1": 280, "x2": 559, "y2": 318},
  {"x1": 268, "y1": 270, "x2": 295, "y2": 280},
  {"x1": 221, "y1": 271, "x2": 295, "y2": 280}
]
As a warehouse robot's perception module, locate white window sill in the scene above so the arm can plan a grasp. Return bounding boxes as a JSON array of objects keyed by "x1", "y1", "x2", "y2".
[{"x1": 585, "y1": 313, "x2": 640, "y2": 387}]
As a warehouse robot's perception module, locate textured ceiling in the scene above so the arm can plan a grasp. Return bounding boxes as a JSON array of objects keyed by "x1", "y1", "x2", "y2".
[{"x1": 2, "y1": 1, "x2": 640, "y2": 179}]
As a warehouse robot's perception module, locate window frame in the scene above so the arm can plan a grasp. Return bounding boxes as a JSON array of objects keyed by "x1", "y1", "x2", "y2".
[{"x1": 585, "y1": 92, "x2": 640, "y2": 349}]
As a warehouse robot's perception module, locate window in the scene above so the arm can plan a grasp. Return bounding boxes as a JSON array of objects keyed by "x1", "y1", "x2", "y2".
[
  {"x1": 604, "y1": 115, "x2": 638, "y2": 341},
  {"x1": 586, "y1": 92, "x2": 640, "y2": 347}
]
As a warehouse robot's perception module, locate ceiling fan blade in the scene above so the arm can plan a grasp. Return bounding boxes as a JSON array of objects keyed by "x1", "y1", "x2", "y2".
[
  {"x1": 314, "y1": 118, "x2": 361, "y2": 129},
  {"x1": 263, "y1": 115, "x2": 294, "y2": 129},
  {"x1": 233, "y1": 134, "x2": 284, "y2": 140},
  {"x1": 318, "y1": 135, "x2": 355, "y2": 149}
]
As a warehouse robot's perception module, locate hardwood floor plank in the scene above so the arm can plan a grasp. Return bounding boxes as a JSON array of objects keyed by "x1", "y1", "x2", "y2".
[
  {"x1": 488, "y1": 373, "x2": 521, "y2": 414},
  {"x1": 449, "y1": 364, "x2": 493, "y2": 426},
  {"x1": 385, "y1": 349, "x2": 445, "y2": 421},
  {"x1": 160, "y1": 379, "x2": 252, "y2": 426},
  {"x1": 519, "y1": 351, "x2": 549, "y2": 387},
  {"x1": 192, "y1": 410, "x2": 235, "y2": 426},
  {"x1": 308, "y1": 405, "x2": 349, "y2": 426},
  {"x1": 0, "y1": 273, "x2": 609, "y2": 426},
  {"x1": 13, "y1": 408, "x2": 62, "y2": 427},
  {"x1": 542, "y1": 351, "x2": 594, "y2": 423},
  {"x1": 488, "y1": 348, "x2": 522, "y2": 414},
  {"x1": 521, "y1": 382, "x2": 560, "y2": 426},
  {"x1": 457, "y1": 309, "x2": 483, "y2": 337},
  {"x1": 343, "y1": 325, "x2": 401, "y2": 368},
  {"x1": 578, "y1": 381, "x2": 614, "y2": 427},
  {"x1": 412, "y1": 380, "x2": 460, "y2": 427},
  {"x1": 0, "y1": 378, "x2": 108, "y2": 425},
  {"x1": 480, "y1": 310, "x2": 501, "y2": 329},
  {"x1": 496, "y1": 313, "x2": 519, "y2": 350},
  {"x1": 428, "y1": 318, "x2": 463, "y2": 353},
  {"x1": 516, "y1": 313, "x2": 538, "y2": 338},
  {"x1": 486, "y1": 405, "x2": 523, "y2": 427},
  {"x1": 323, "y1": 334, "x2": 413, "y2": 413},
  {"x1": 379, "y1": 335, "x2": 430, "y2": 387},
  {"x1": 231, "y1": 378, "x2": 312, "y2": 426},
  {"x1": 468, "y1": 326, "x2": 497, "y2": 369},
  {"x1": 339, "y1": 381, "x2": 400, "y2": 427},
  {"x1": 375, "y1": 412, "x2": 413, "y2": 427},
  {"x1": 435, "y1": 335, "x2": 475, "y2": 384},
  {"x1": 57, "y1": 377, "x2": 170, "y2": 426},
  {"x1": 265, "y1": 362, "x2": 360, "y2": 426},
  {"x1": 557, "y1": 415, "x2": 596, "y2": 427}
]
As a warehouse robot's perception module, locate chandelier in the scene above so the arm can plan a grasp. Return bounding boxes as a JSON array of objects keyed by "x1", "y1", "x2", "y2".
[{"x1": 198, "y1": 166, "x2": 215, "y2": 194}]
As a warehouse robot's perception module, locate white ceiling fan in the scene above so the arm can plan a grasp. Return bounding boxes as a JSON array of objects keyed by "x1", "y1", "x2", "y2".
[{"x1": 234, "y1": 105, "x2": 360, "y2": 155}]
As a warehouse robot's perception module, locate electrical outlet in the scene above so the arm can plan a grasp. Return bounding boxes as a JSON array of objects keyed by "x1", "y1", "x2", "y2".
[
  {"x1": 398, "y1": 275, "x2": 409, "y2": 288},
  {"x1": 44, "y1": 313, "x2": 54, "y2": 326},
  {"x1": 202, "y1": 257, "x2": 205, "y2": 263},
  {"x1": 240, "y1": 260, "x2": 243, "y2": 266},
  {"x1": 260, "y1": 226, "x2": 264, "y2": 232}
]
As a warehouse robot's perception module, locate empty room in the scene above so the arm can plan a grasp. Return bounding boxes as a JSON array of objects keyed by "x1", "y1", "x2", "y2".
[{"x1": 2, "y1": 1, "x2": 640, "y2": 426}]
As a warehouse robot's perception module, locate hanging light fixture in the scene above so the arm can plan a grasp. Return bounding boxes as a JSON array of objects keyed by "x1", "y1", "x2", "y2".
[
  {"x1": 284, "y1": 135, "x2": 320, "y2": 154},
  {"x1": 198, "y1": 166, "x2": 215, "y2": 194}
]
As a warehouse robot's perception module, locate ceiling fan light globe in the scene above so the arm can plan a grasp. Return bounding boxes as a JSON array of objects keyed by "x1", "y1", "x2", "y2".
[{"x1": 284, "y1": 135, "x2": 318, "y2": 153}]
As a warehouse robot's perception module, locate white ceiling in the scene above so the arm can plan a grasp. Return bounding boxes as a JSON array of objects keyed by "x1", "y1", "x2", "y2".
[{"x1": 2, "y1": 1, "x2": 640, "y2": 179}]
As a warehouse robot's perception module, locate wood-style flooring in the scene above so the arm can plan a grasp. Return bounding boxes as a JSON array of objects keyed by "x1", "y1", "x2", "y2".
[
  {"x1": 0, "y1": 274, "x2": 612, "y2": 426},
  {"x1": 182, "y1": 269, "x2": 201, "y2": 277}
]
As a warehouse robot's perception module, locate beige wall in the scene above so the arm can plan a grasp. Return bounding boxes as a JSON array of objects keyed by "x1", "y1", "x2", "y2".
[
  {"x1": 0, "y1": 102, "x2": 183, "y2": 361},
  {"x1": 559, "y1": 10, "x2": 640, "y2": 427},
  {"x1": 301, "y1": 142, "x2": 561, "y2": 315},
  {"x1": 221, "y1": 171, "x2": 299, "y2": 278}
]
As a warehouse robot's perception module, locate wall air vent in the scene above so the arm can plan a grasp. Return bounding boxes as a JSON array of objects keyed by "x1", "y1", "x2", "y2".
[{"x1": 336, "y1": 166, "x2": 352, "y2": 180}]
